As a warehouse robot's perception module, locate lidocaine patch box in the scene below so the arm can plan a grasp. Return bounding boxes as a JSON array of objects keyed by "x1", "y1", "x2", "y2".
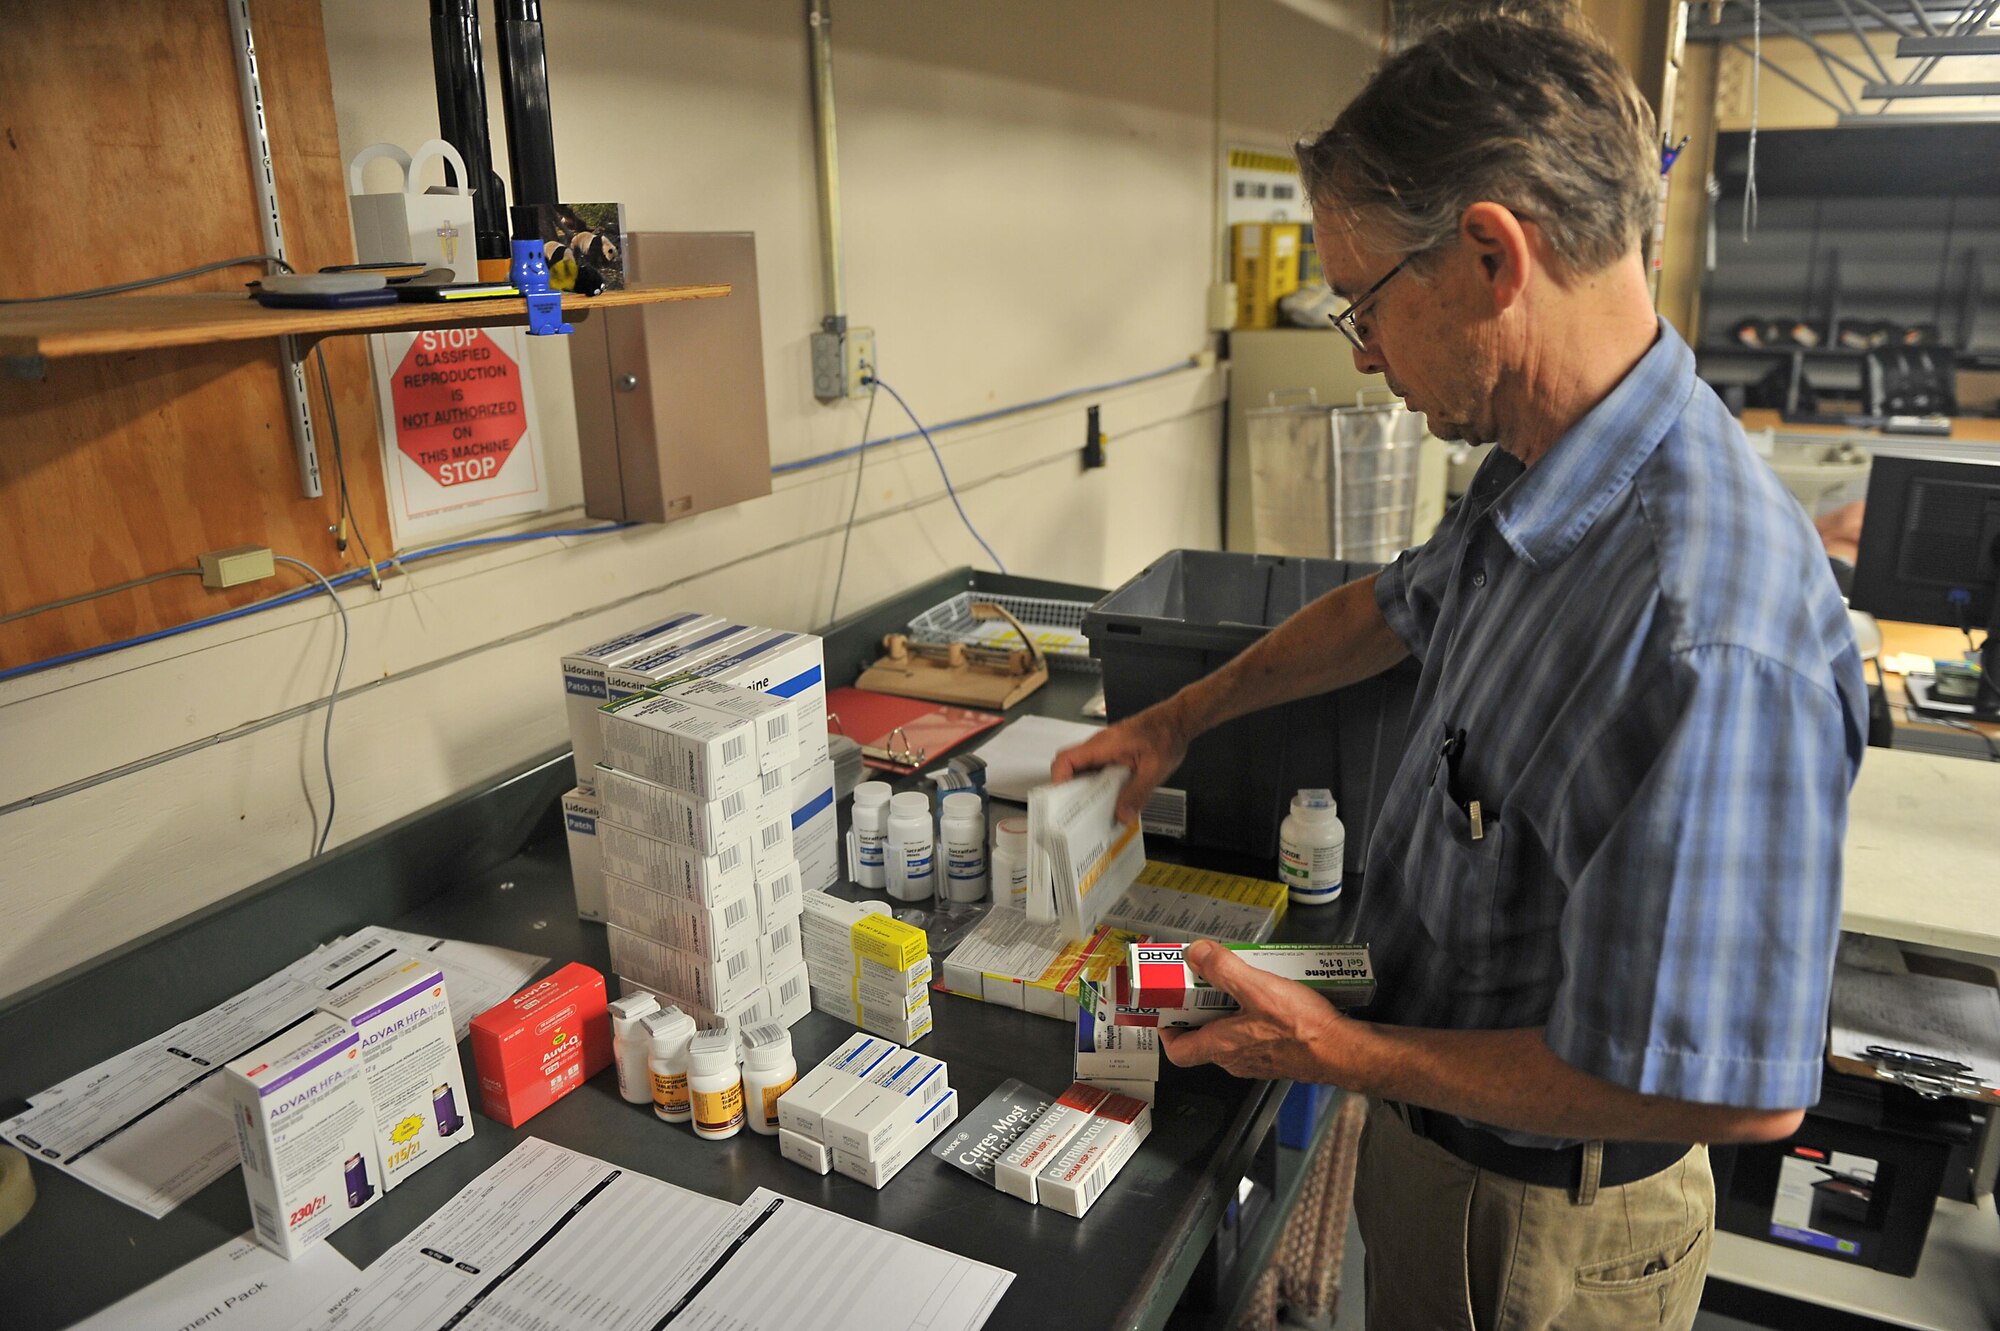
[
  {"x1": 1126, "y1": 942, "x2": 1376, "y2": 1011},
  {"x1": 1036, "y1": 1092, "x2": 1152, "y2": 1217},
  {"x1": 604, "y1": 871, "x2": 758, "y2": 957},
  {"x1": 834, "y1": 1088, "x2": 960, "y2": 1188},
  {"x1": 775, "y1": 1033, "x2": 897, "y2": 1141},
  {"x1": 789, "y1": 757, "x2": 839, "y2": 891},
  {"x1": 604, "y1": 622, "x2": 760, "y2": 703},
  {"x1": 561, "y1": 611, "x2": 718, "y2": 788},
  {"x1": 820, "y1": 1048, "x2": 950, "y2": 1161},
  {"x1": 320, "y1": 960, "x2": 471, "y2": 1193},
  {"x1": 681, "y1": 630, "x2": 829, "y2": 767},
  {"x1": 780, "y1": 1127, "x2": 831, "y2": 1175},
  {"x1": 606, "y1": 925, "x2": 759, "y2": 1014},
  {"x1": 661, "y1": 677, "x2": 799, "y2": 775},
  {"x1": 597, "y1": 817, "x2": 754, "y2": 906},
  {"x1": 595, "y1": 763, "x2": 757, "y2": 856},
  {"x1": 563, "y1": 786, "x2": 605, "y2": 921},
  {"x1": 226, "y1": 1013, "x2": 379, "y2": 1258},
  {"x1": 599, "y1": 693, "x2": 759, "y2": 800},
  {"x1": 994, "y1": 1082, "x2": 1109, "y2": 1204},
  {"x1": 468, "y1": 963, "x2": 611, "y2": 1129}
]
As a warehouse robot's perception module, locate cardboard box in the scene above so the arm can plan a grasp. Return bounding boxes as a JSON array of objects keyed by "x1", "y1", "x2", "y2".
[
  {"x1": 820, "y1": 1049, "x2": 950, "y2": 1161},
  {"x1": 467, "y1": 963, "x2": 611, "y2": 1128},
  {"x1": 320, "y1": 960, "x2": 472, "y2": 1192},
  {"x1": 598, "y1": 693, "x2": 759, "y2": 800},
  {"x1": 597, "y1": 817, "x2": 754, "y2": 906},
  {"x1": 1126, "y1": 942, "x2": 1375, "y2": 1011},
  {"x1": 749, "y1": 811, "x2": 795, "y2": 881},
  {"x1": 1076, "y1": 989, "x2": 1160, "y2": 1084},
  {"x1": 802, "y1": 892, "x2": 927, "y2": 971},
  {"x1": 1036, "y1": 1093, "x2": 1152, "y2": 1217},
  {"x1": 604, "y1": 871, "x2": 757, "y2": 957},
  {"x1": 1231, "y1": 221, "x2": 1302, "y2": 330},
  {"x1": 678, "y1": 630, "x2": 829, "y2": 767},
  {"x1": 994, "y1": 1082, "x2": 1109, "y2": 1204},
  {"x1": 594, "y1": 763, "x2": 756, "y2": 856},
  {"x1": 1080, "y1": 1077, "x2": 1157, "y2": 1103},
  {"x1": 833, "y1": 1088, "x2": 960, "y2": 1188},
  {"x1": 605, "y1": 926, "x2": 759, "y2": 1014},
  {"x1": 661, "y1": 677, "x2": 799, "y2": 775},
  {"x1": 562, "y1": 786, "x2": 604, "y2": 921},
  {"x1": 790, "y1": 758, "x2": 839, "y2": 891},
  {"x1": 561, "y1": 611, "x2": 718, "y2": 787},
  {"x1": 226, "y1": 1013, "x2": 380, "y2": 1258},
  {"x1": 808, "y1": 988, "x2": 935, "y2": 1045},
  {"x1": 767, "y1": 960, "x2": 811, "y2": 1029},
  {"x1": 774, "y1": 1033, "x2": 897, "y2": 1141}
]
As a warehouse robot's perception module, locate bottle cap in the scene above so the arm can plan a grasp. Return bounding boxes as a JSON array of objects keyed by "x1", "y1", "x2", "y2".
[
  {"x1": 609, "y1": 993, "x2": 660, "y2": 1039},
  {"x1": 941, "y1": 792, "x2": 982, "y2": 820},
  {"x1": 995, "y1": 816, "x2": 1028, "y2": 853},
  {"x1": 853, "y1": 782, "x2": 892, "y2": 810},
  {"x1": 688, "y1": 1028, "x2": 740, "y2": 1077},
  {"x1": 890, "y1": 791, "x2": 931, "y2": 817},
  {"x1": 643, "y1": 1006, "x2": 695, "y2": 1054},
  {"x1": 740, "y1": 1022, "x2": 792, "y2": 1068},
  {"x1": 1292, "y1": 789, "x2": 1337, "y2": 818}
]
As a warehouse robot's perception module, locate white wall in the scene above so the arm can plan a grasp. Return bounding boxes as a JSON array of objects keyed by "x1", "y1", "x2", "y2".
[{"x1": 0, "y1": 0, "x2": 1382, "y2": 1000}]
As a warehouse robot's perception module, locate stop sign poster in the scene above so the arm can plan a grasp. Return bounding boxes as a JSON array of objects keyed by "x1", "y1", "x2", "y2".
[{"x1": 370, "y1": 326, "x2": 548, "y2": 544}]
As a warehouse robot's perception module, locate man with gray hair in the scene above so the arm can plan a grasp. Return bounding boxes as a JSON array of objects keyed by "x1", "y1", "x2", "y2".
[{"x1": 1055, "y1": 11, "x2": 1866, "y2": 1328}]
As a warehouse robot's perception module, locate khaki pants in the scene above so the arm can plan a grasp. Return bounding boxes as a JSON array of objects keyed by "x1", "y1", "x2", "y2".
[{"x1": 1353, "y1": 1099, "x2": 1714, "y2": 1331}]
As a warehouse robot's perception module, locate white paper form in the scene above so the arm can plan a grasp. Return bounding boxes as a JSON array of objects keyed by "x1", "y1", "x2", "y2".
[
  {"x1": 3, "y1": 927, "x2": 543, "y2": 1217},
  {"x1": 72, "y1": 1229, "x2": 360, "y2": 1331},
  {"x1": 1830, "y1": 965, "x2": 2000, "y2": 1087},
  {"x1": 301, "y1": 1138, "x2": 734, "y2": 1331},
  {"x1": 972, "y1": 715, "x2": 1103, "y2": 802},
  {"x1": 657, "y1": 1186, "x2": 1013, "y2": 1331}
]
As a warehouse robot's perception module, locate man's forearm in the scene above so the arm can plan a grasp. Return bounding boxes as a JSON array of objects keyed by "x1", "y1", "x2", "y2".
[
  {"x1": 1332, "y1": 1021, "x2": 1803, "y2": 1146},
  {"x1": 1167, "y1": 574, "x2": 1408, "y2": 739}
]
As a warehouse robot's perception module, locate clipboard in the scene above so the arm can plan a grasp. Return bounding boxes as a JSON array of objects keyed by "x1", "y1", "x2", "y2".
[
  {"x1": 1827, "y1": 949, "x2": 2000, "y2": 1104},
  {"x1": 824, "y1": 687, "x2": 1005, "y2": 776}
]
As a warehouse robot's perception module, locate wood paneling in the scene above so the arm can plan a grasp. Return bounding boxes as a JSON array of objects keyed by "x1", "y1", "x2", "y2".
[{"x1": 0, "y1": 0, "x2": 387, "y2": 668}]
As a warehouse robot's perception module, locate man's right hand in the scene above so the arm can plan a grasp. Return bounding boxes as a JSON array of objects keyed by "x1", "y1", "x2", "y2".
[{"x1": 1051, "y1": 700, "x2": 1191, "y2": 825}]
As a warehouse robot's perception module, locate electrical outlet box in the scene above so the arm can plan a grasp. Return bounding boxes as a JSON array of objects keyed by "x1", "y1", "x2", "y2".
[
  {"x1": 199, "y1": 545, "x2": 275, "y2": 589},
  {"x1": 845, "y1": 328, "x2": 875, "y2": 399},
  {"x1": 811, "y1": 331, "x2": 845, "y2": 403}
]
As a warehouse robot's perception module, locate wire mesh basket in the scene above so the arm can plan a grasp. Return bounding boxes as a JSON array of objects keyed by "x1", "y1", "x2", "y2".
[
  {"x1": 1247, "y1": 389, "x2": 1426, "y2": 563},
  {"x1": 906, "y1": 591, "x2": 1097, "y2": 671}
]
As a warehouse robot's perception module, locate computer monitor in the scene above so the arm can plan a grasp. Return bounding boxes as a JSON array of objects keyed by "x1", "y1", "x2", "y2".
[{"x1": 1849, "y1": 452, "x2": 2000, "y2": 721}]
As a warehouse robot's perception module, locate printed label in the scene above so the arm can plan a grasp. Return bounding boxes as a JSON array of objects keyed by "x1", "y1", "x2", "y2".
[
  {"x1": 694, "y1": 1082, "x2": 745, "y2": 1134},
  {"x1": 760, "y1": 1074, "x2": 797, "y2": 1128},
  {"x1": 858, "y1": 830, "x2": 885, "y2": 868},
  {"x1": 651, "y1": 1069, "x2": 690, "y2": 1116}
]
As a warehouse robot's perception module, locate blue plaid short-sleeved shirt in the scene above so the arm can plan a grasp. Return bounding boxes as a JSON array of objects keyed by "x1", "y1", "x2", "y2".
[{"x1": 1360, "y1": 319, "x2": 1867, "y2": 1144}]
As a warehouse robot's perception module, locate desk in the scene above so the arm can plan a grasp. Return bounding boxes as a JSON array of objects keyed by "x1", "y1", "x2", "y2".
[
  {"x1": 0, "y1": 571, "x2": 1335, "y2": 1331},
  {"x1": 1871, "y1": 619, "x2": 2000, "y2": 760},
  {"x1": 1738, "y1": 408, "x2": 2000, "y2": 447}
]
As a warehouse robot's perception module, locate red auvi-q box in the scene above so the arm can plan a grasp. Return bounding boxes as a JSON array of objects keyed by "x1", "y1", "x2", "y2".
[{"x1": 468, "y1": 962, "x2": 612, "y2": 1127}]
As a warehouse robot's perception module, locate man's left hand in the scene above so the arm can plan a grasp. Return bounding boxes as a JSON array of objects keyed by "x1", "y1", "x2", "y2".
[{"x1": 1158, "y1": 940, "x2": 1348, "y2": 1081}]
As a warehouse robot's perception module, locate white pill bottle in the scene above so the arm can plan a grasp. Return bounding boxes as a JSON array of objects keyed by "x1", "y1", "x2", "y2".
[
  {"x1": 850, "y1": 782, "x2": 892, "y2": 889},
  {"x1": 939, "y1": 792, "x2": 988, "y2": 903},
  {"x1": 990, "y1": 817, "x2": 1030, "y2": 909},
  {"x1": 885, "y1": 791, "x2": 936, "y2": 902},
  {"x1": 645, "y1": 1006, "x2": 697, "y2": 1124},
  {"x1": 1278, "y1": 788, "x2": 1344, "y2": 906},
  {"x1": 688, "y1": 1029, "x2": 746, "y2": 1141},
  {"x1": 609, "y1": 993, "x2": 661, "y2": 1105},
  {"x1": 739, "y1": 1023, "x2": 797, "y2": 1136}
]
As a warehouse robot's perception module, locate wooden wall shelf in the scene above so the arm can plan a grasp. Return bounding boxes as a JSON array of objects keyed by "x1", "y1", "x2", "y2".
[{"x1": 0, "y1": 285, "x2": 731, "y2": 372}]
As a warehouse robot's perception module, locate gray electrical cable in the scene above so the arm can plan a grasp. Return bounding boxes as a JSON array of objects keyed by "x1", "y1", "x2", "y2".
[
  {"x1": 272, "y1": 556, "x2": 350, "y2": 856},
  {"x1": 313, "y1": 343, "x2": 383, "y2": 588},
  {"x1": 1742, "y1": 0, "x2": 1761, "y2": 242},
  {"x1": 0, "y1": 254, "x2": 293, "y2": 303},
  {"x1": 0, "y1": 569, "x2": 201, "y2": 626},
  {"x1": 827, "y1": 379, "x2": 880, "y2": 624}
]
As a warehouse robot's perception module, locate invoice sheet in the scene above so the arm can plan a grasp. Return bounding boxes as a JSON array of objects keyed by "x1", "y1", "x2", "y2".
[
  {"x1": 3, "y1": 927, "x2": 543, "y2": 1216},
  {"x1": 302, "y1": 1138, "x2": 734, "y2": 1331},
  {"x1": 657, "y1": 1186, "x2": 1013, "y2": 1331},
  {"x1": 72, "y1": 1230, "x2": 360, "y2": 1331}
]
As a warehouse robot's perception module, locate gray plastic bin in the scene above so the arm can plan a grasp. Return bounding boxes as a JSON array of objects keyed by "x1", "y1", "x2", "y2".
[{"x1": 1083, "y1": 550, "x2": 1417, "y2": 869}]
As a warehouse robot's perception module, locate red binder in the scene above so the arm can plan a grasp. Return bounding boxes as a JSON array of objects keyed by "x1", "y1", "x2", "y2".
[{"x1": 825, "y1": 687, "x2": 1004, "y2": 775}]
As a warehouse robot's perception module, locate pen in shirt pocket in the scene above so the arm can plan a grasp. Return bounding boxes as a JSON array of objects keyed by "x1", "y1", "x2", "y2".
[{"x1": 1429, "y1": 725, "x2": 1485, "y2": 840}]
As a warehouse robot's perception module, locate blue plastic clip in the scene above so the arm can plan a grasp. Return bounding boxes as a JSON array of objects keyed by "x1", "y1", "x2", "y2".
[{"x1": 509, "y1": 238, "x2": 574, "y2": 337}]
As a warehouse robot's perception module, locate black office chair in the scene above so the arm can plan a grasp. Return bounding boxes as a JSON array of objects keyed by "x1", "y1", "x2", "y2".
[{"x1": 1863, "y1": 346, "x2": 1955, "y2": 418}]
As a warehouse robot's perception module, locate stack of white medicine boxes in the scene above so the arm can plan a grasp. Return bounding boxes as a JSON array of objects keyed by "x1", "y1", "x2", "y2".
[
  {"x1": 562, "y1": 613, "x2": 835, "y2": 1033},
  {"x1": 775, "y1": 1033, "x2": 958, "y2": 1188}
]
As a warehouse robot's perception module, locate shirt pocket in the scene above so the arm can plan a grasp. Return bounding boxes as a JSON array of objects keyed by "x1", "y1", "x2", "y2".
[{"x1": 1405, "y1": 780, "x2": 1509, "y2": 975}]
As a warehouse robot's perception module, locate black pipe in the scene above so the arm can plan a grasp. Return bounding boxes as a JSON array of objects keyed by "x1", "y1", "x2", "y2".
[
  {"x1": 429, "y1": 0, "x2": 509, "y2": 262},
  {"x1": 495, "y1": 0, "x2": 560, "y2": 209}
]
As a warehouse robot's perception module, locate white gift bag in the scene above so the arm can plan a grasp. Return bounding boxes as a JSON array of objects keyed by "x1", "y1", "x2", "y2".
[{"x1": 347, "y1": 140, "x2": 479, "y2": 281}]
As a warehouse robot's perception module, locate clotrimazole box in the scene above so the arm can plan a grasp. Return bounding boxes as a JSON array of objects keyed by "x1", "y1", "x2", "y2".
[
  {"x1": 320, "y1": 959, "x2": 473, "y2": 1193},
  {"x1": 994, "y1": 1082, "x2": 1109, "y2": 1204},
  {"x1": 1037, "y1": 1092, "x2": 1152, "y2": 1218},
  {"x1": 1125, "y1": 942, "x2": 1375, "y2": 1012},
  {"x1": 226, "y1": 1012, "x2": 380, "y2": 1259}
]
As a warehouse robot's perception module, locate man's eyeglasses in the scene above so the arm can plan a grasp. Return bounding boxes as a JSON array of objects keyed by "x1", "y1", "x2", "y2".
[{"x1": 1328, "y1": 255, "x2": 1411, "y2": 352}]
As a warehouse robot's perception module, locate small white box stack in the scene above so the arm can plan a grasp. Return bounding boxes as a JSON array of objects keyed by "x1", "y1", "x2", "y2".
[
  {"x1": 775, "y1": 1034, "x2": 959, "y2": 1188},
  {"x1": 574, "y1": 613, "x2": 831, "y2": 1029},
  {"x1": 800, "y1": 892, "x2": 934, "y2": 1045}
]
